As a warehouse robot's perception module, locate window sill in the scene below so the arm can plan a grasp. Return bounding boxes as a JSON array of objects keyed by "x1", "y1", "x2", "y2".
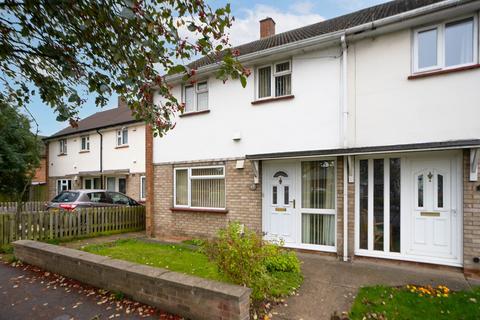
[
  {"x1": 251, "y1": 95, "x2": 294, "y2": 105},
  {"x1": 170, "y1": 207, "x2": 229, "y2": 214},
  {"x1": 408, "y1": 64, "x2": 480, "y2": 80},
  {"x1": 79, "y1": 150, "x2": 90, "y2": 154},
  {"x1": 179, "y1": 109, "x2": 210, "y2": 118},
  {"x1": 57, "y1": 153, "x2": 67, "y2": 157},
  {"x1": 115, "y1": 145, "x2": 129, "y2": 149}
]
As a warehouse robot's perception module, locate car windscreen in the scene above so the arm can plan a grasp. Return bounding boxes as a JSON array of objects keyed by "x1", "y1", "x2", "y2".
[{"x1": 52, "y1": 191, "x2": 79, "y2": 203}]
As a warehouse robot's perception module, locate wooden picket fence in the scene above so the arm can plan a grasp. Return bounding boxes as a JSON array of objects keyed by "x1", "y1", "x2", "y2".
[
  {"x1": 0, "y1": 201, "x2": 46, "y2": 213},
  {"x1": 0, "y1": 206, "x2": 145, "y2": 246}
]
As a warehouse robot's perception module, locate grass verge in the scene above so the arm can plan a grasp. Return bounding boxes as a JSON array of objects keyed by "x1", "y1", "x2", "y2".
[{"x1": 350, "y1": 285, "x2": 480, "y2": 320}]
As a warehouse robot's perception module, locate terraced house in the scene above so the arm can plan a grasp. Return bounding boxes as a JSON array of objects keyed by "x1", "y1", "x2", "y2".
[
  {"x1": 146, "y1": 0, "x2": 480, "y2": 278},
  {"x1": 45, "y1": 98, "x2": 146, "y2": 202}
]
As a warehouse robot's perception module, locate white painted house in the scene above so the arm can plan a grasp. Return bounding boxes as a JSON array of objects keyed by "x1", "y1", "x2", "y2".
[
  {"x1": 45, "y1": 98, "x2": 146, "y2": 201},
  {"x1": 146, "y1": 0, "x2": 480, "y2": 277}
]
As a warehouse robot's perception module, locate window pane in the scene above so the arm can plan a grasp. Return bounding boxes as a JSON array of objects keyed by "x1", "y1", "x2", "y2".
[
  {"x1": 258, "y1": 66, "x2": 271, "y2": 98},
  {"x1": 390, "y1": 158, "x2": 401, "y2": 253},
  {"x1": 301, "y1": 160, "x2": 335, "y2": 209},
  {"x1": 197, "y1": 92, "x2": 208, "y2": 111},
  {"x1": 301, "y1": 213, "x2": 335, "y2": 246},
  {"x1": 275, "y1": 74, "x2": 291, "y2": 97},
  {"x1": 275, "y1": 62, "x2": 290, "y2": 73},
  {"x1": 175, "y1": 170, "x2": 188, "y2": 206},
  {"x1": 85, "y1": 179, "x2": 92, "y2": 189},
  {"x1": 445, "y1": 18, "x2": 474, "y2": 67},
  {"x1": 418, "y1": 28, "x2": 438, "y2": 69},
  {"x1": 191, "y1": 167, "x2": 223, "y2": 176},
  {"x1": 184, "y1": 86, "x2": 195, "y2": 112},
  {"x1": 94, "y1": 178, "x2": 101, "y2": 189},
  {"x1": 284, "y1": 186, "x2": 289, "y2": 205},
  {"x1": 118, "y1": 178, "x2": 126, "y2": 194},
  {"x1": 437, "y1": 174, "x2": 444, "y2": 208},
  {"x1": 107, "y1": 177, "x2": 116, "y2": 191},
  {"x1": 122, "y1": 129, "x2": 128, "y2": 145},
  {"x1": 373, "y1": 159, "x2": 384, "y2": 251},
  {"x1": 272, "y1": 186, "x2": 277, "y2": 205},
  {"x1": 141, "y1": 177, "x2": 146, "y2": 199},
  {"x1": 418, "y1": 174, "x2": 424, "y2": 207},
  {"x1": 197, "y1": 81, "x2": 207, "y2": 91},
  {"x1": 81, "y1": 138, "x2": 86, "y2": 150},
  {"x1": 191, "y1": 178, "x2": 225, "y2": 208},
  {"x1": 359, "y1": 160, "x2": 368, "y2": 250}
]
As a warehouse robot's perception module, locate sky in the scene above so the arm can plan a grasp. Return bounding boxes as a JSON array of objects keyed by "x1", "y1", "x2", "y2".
[{"x1": 28, "y1": 0, "x2": 389, "y2": 136}]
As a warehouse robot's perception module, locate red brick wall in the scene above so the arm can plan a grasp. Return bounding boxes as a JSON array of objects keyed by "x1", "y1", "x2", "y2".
[{"x1": 152, "y1": 159, "x2": 262, "y2": 238}]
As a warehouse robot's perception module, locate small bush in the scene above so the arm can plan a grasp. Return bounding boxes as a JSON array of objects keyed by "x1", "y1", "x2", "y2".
[
  {"x1": 182, "y1": 238, "x2": 206, "y2": 247},
  {"x1": 205, "y1": 222, "x2": 302, "y2": 301},
  {"x1": 0, "y1": 244, "x2": 13, "y2": 254}
]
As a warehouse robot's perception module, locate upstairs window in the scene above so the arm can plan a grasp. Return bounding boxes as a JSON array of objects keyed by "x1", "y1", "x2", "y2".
[
  {"x1": 80, "y1": 135, "x2": 90, "y2": 151},
  {"x1": 257, "y1": 60, "x2": 292, "y2": 99},
  {"x1": 116, "y1": 127, "x2": 128, "y2": 146},
  {"x1": 413, "y1": 16, "x2": 477, "y2": 73},
  {"x1": 184, "y1": 81, "x2": 209, "y2": 113},
  {"x1": 59, "y1": 139, "x2": 67, "y2": 154}
]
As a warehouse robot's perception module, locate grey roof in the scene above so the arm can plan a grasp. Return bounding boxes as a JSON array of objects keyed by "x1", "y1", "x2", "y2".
[
  {"x1": 48, "y1": 106, "x2": 140, "y2": 139},
  {"x1": 189, "y1": 0, "x2": 445, "y2": 69},
  {"x1": 246, "y1": 139, "x2": 480, "y2": 160}
]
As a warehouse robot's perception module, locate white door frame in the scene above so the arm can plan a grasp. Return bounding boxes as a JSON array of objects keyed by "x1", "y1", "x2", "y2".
[
  {"x1": 262, "y1": 158, "x2": 337, "y2": 252},
  {"x1": 354, "y1": 150, "x2": 463, "y2": 267}
]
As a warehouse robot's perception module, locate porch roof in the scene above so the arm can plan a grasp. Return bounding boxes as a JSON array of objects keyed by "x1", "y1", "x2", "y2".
[{"x1": 246, "y1": 139, "x2": 480, "y2": 160}]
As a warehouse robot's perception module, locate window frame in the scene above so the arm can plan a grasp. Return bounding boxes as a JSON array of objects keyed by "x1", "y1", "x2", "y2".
[
  {"x1": 173, "y1": 165, "x2": 226, "y2": 210},
  {"x1": 80, "y1": 135, "x2": 90, "y2": 151},
  {"x1": 56, "y1": 179, "x2": 72, "y2": 194},
  {"x1": 59, "y1": 139, "x2": 67, "y2": 155},
  {"x1": 116, "y1": 127, "x2": 128, "y2": 146},
  {"x1": 183, "y1": 80, "x2": 209, "y2": 113},
  {"x1": 140, "y1": 175, "x2": 146, "y2": 200},
  {"x1": 413, "y1": 15, "x2": 478, "y2": 74},
  {"x1": 255, "y1": 60, "x2": 292, "y2": 100}
]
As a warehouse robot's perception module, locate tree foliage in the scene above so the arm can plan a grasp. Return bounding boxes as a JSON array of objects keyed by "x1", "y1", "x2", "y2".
[
  {"x1": 0, "y1": 102, "x2": 41, "y2": 200},
  {"x1": 0, "y1": 0, "x2": 248, "y2": 135}
]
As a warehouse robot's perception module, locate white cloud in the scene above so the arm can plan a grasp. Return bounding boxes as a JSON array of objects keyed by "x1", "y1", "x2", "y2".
[{"x1": 226, "y1": 4, "x2": 325, "y2": 46}]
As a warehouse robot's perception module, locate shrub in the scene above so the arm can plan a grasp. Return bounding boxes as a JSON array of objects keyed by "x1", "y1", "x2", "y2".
[
  {"x1": 0, "y1": 244, "x2": 13, "y2": 254},
  {"x1": 205, "y1": 222, "x2": 302, "y2": 301}
]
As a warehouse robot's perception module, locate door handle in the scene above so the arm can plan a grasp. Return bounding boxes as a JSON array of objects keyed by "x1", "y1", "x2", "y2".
[{"x1": 290, "y1": 199, "x2": 296, "y2": 209}]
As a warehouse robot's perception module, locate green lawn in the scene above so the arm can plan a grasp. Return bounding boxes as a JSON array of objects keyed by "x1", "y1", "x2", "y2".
[
  {"x1": 350, "y1": 285, "x2": 480, "y2": 320},
  {"x1": 82, "y1": 239, "x2": 302, "y2": 298}
]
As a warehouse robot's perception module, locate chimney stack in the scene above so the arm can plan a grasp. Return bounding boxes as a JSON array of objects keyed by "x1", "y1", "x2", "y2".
[
  {"x1": 260, "y1": 17, "x2": 275, "y2": 39},
  {"x1": 118, "y1": 96, "x2": 127, "y2": 109}
]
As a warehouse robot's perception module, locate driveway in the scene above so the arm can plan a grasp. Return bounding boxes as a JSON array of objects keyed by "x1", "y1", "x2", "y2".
[
  {"x1": 0, "y1": 260, "x2": 181, "y2": 320},
  {"x1": 273, "y1": 253, "x2": 479, "y2": 320}
]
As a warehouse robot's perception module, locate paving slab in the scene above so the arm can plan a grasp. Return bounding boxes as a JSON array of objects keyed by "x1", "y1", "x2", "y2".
[{"x1": 273, "y1": 253, "x2": 475, "y2": 320}]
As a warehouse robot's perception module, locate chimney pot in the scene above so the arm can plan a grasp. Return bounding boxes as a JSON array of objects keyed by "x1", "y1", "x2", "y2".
[
  {"x1": 260, "y1": 17, "x2": 275, "y2": 39},
  {"x1": 118, "y1": 96, "x2": 127, "y2": 109}
]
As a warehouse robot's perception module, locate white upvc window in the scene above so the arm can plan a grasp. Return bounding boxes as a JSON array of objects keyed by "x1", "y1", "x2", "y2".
[
  {"x1": 80, "y1": 135, "x2": 90, "y2": 151},
  {"x1": 174, "y1": 166, "x2": 225, "y2": 209},
  {"x1": 256, "y1": 60, "x2": 292, "y2": 99},
  {"x1": 413, "y1": 16, "x2": 478, "y2": 73},
  {"x1": 184, "y1": 81, "x2": 209, "y2": 113},
  {"x1": 56, "y1": 179, "x2": 72, "y2": 194},
  {"x1": 59, "y1": 139, "x2": 67, "y2": 154},
  {"x1": 116, "y1": 127, "x2": 128, "y2": 146},
  {"x1": 140, "y1": 175, "x2": 146, "y2": 200}
]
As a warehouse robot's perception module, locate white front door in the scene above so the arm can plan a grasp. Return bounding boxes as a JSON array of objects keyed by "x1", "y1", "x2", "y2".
[
  {"x1": 409, "y1": 158, "x2": 458, "y2": 260},
  {"x1": 265, "y1": 163, "x2": 296, "y2": 243}
]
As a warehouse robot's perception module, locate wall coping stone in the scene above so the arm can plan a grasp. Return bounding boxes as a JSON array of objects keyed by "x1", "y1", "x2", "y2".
[{"x1": 13, "y1": 240, "x2": 251, "y2": 320}]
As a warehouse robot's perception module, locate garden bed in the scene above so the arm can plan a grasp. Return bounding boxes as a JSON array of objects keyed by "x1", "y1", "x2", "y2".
[{"x1": 349, "y1": 285, "x2": 480, "y2": 320}]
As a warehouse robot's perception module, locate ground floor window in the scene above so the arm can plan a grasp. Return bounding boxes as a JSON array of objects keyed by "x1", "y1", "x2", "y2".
[
  {"x1": 106, "y1": 177, "x2": 127, "y2": 194},
  {"x1": 83, "y1": 177, "x2": 101, "y2": 189},
  {"x1": 357, "y1": 157, "x2": 401, "y2": 253},
  {"x1": 174, "y1": 166, "x2": 225, "y2": 209},
  {"x1": 300, "y1": 160, "x2": 336, "y2": 246},
  {"x1": 56, "y1": 179, "x2": 72, "y2": 194},
  {"x1": 140, "y1": 176, "x2": 146, "y2": 200}
]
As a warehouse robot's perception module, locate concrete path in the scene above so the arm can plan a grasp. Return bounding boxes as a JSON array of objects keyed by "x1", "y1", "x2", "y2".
[{"x1": 273, "y1": 253, "x2": 479, "y2": 320}]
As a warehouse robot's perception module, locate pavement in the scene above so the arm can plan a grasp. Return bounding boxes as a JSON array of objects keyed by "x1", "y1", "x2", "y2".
[{"x1": 272, "y1": 253, "x2": 480, "y2": 320}]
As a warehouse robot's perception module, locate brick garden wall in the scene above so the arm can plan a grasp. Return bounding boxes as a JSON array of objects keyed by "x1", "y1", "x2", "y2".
[
  {"x1": 463, "y1": 150, "x2": 480, "y2": 277},
  {"x1": 14, "y1": 240, "x2": 251, "y2": 320},
  {"x1": 152, "y1": 159, "x2": 262, "y2": 238}
]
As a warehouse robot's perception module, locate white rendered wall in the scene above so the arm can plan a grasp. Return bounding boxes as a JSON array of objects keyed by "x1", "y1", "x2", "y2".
[{"x1": 153, "y1": 48, "x2": 342, "y2": 163}]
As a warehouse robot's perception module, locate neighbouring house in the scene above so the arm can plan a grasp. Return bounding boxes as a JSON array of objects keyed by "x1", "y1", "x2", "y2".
[
  {"x1": 29, "y1": 136, "x2": 48, "y2": 201},
  {"x1": 44, "y1": 98, "x2": 146, "y2": 202},
  {"x1": 147, "y1": 0, "x2": 480, "y2": 278}
]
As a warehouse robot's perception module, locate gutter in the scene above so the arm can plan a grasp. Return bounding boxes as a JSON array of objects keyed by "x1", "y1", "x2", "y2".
[
  {"x1": 165, "y1": 0, "x2": 473, "y2": 82},
  {"x1": 96, "y1": 129, "x2": 103, "y2": 189}
]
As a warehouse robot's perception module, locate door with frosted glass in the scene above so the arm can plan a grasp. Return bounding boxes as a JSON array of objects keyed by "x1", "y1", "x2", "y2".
[
  {"x1": 300, "y1": 160, "x2": 336, "y2": 248},
  {"x1": 266, "y1": 164, "x2": 296, "y2": 243},
  {"x1": 409, "y1": 158, "x2": 455, "y2": 259}
]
